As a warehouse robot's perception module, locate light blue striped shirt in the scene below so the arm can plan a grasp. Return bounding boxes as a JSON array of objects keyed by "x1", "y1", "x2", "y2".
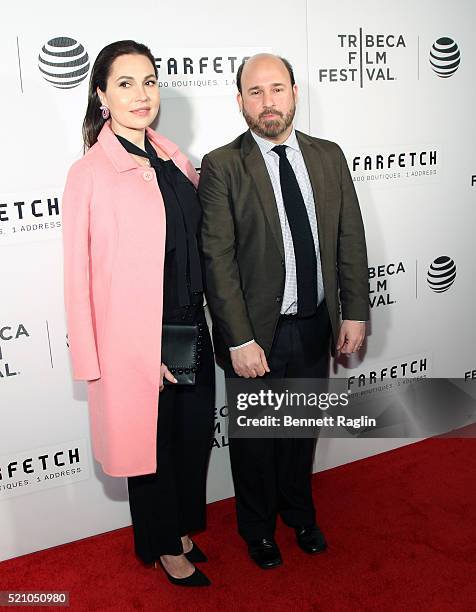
[{"x1": 250, "y1": 128, "x2": 325, "y2": 314}]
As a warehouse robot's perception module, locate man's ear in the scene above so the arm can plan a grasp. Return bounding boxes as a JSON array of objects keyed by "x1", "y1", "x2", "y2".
[
  {"x1": 293, "y1": 83, "x2": 298, "y2": 104},
  {"x1": 237, "y1": 92, "x2": 243, "y2": 113}
]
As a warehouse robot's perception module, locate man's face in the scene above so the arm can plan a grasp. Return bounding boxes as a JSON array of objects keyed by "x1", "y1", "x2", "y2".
[{"x1": 237, "y1": 55, "x2": 297, "y2": 141}]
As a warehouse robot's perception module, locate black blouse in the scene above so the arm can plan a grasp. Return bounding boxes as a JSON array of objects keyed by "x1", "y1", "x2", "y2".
[{"x1": 116, "y1": 134, "x2": 203, "y2": 320}]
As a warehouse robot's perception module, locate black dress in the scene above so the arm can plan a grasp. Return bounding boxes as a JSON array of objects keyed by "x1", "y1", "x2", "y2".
[{"x1": 118, "y1": 135, "x2": 215, "y2": 562}]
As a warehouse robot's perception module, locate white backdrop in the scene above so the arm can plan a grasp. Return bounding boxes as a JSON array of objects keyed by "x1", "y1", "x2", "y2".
[{"x1": 1, "y1": 0, "x2": 475, "y2": 561}]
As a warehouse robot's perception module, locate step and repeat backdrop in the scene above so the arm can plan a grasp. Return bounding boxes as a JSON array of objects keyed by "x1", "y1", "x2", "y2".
[{"x1": 1, "y1": 0, "x2": 475, "y2": 560}]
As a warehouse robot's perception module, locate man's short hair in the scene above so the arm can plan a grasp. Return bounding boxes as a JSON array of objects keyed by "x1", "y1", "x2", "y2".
[{"x1": 236, "y1": 55, "x2": 296, "y2": 94}]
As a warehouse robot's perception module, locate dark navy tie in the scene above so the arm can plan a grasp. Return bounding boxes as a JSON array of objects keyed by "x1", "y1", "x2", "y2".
[{"x1": 273, "y1": 145, "x2": 317, "y2": 316}]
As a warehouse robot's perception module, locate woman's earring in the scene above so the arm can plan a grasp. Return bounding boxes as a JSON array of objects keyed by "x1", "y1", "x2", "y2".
[{"x1": 100, "y1": 105, "x2": 110, "y2": 120}]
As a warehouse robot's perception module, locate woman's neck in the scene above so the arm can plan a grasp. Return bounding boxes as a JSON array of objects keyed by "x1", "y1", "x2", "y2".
[{"x1": 111, "y1": 122, "x2": 146, "y2": 150}]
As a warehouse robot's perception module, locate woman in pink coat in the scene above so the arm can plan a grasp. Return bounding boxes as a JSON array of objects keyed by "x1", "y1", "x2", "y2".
[{"x1": 63, "y1": 40, "x2": 214, "y2": 587}]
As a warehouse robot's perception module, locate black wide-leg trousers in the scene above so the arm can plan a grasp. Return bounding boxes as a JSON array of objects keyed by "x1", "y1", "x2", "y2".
[
  {"x1": 127, "y1": 316, "x2": 215, "y2": 564},
  {"x1": 226, "y1": 301, "x2": 331, "y2": 542}
]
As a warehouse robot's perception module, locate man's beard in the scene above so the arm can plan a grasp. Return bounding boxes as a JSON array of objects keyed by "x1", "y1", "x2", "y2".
[{"x1": 242, "y1": 103, "x2": 296, "y2": 139}]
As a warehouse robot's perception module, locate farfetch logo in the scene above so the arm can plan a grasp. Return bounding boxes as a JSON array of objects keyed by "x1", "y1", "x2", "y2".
[
  {"x1": 351, "y1": 147, "x2": 438, "y2": 184},
  {"x1": 0, "y1": 193, "x2": 62, "y2": 245},
  {"x1": 38, "y1": 37, "x2": 90, "y2": 89},
  {"x1": 427, "y1": 256, "x2": 456, "y2": 293},
  {"x1": 317, "y1": 29, "x2": 407, "y2": 88},
  {"x1": 0, "y1": 440, "x2": 90, "y2": 500},
  {"x1": 348, "y1": 352, "x2": 430, "y2": 393},
  {"x1": 152, "y1": 47, "x2": 268, "y2": 98},
  {"x1": 430, "y1": 37, "x2": 461, "y2": 78}
]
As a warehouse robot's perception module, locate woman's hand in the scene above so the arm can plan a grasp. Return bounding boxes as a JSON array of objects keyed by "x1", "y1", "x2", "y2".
[{"x1": 159, "y1": 363, "x2": 177, "y2": 392}]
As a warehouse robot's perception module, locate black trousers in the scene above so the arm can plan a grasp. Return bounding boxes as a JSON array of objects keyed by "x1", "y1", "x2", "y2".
[
  {"x1": 226, "y1": 301, "x2": 331, "y2": 542},
  {"x1": 127, "y1": 311, "x2": 215, "y2": 563}
]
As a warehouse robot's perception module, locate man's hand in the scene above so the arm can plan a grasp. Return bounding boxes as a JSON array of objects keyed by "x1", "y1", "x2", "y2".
[
  {"x1": 336, "y1": 320, "x2": 366, "y2": 355},
  {"x1": 230, "y1": 342, "x2": 270, "y2": 378}
]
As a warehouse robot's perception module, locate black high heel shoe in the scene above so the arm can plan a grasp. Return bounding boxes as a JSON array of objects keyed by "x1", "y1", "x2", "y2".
[
  {"x1": 154, "y1": 558, "x2": 211, "y2": 587},
  {"x1": 184, "y1": 541, "x2": 208, "y2": 563}
]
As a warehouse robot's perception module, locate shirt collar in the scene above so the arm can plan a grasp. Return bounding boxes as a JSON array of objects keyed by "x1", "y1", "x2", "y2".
[
  {"x1": 96, "y1": 121, "x2": 179, "y2": 173},
  {"x1": 250, "y1": 127, "x2": 300, "y2": 156}
]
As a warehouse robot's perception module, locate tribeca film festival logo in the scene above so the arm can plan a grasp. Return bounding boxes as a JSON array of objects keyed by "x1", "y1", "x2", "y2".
[
  {"x1": 0, "y1": 440, "x2": 90, "y2": 500},
  {"x1": 426, "y1": 256, "x2": 456, "y2": 293},
  {"x1": 430, "y1": 37, "x2": 461, "y2": 78},
  {"x1": 0, "y1": 324, "x2": 30, "y2": 379},
  {"x1": 317, "y1": 30, "x2": 407, "y2": 87},
  {"x1": 368, "y1": 261, "x2": 406, "y2": 309},
  {"x1": 38, "y1": 37, "x2": 90, "y2": 89},
  {"x1": 212, "y1": 404, "x2": 229, "y2": 450},
  {"x1": 152, "y1": 47, "x2": 268, "y2": 98},
  {"x1": 0, "y1": 194, "x2": 61, "y2": 245},
  {"x1": 351, "y1": 147, "x2": 438, "y2": 184}
]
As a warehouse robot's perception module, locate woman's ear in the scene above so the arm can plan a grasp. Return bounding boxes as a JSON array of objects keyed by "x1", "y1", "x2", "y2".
[{"x1": 96, "y1": 87, "x2": 105, "y2": 106}]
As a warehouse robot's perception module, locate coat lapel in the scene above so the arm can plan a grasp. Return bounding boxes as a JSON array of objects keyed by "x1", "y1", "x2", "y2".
[
  {"x1": 97, "y1": 122, "x2": 198, "y2": 187},
  {"x1": 147, "y1": 127, "x2": 199, "y2": 188},
  {"x1": 242, "y1": 131, "x2": 285, "y2": 260},
  {"x1": 97, "y1": 122, "x2": 138, "y2": 172}
]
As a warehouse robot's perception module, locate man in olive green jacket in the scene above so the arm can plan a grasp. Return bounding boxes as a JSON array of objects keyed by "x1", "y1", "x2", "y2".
[{"x1": 199, "y1": 54, "x2": 369, "y2": 569}]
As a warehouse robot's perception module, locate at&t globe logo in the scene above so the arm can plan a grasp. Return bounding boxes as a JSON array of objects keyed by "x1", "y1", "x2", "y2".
[
  {"x1": 429, "y1": 37, "x2": 461, "y2": 78},
  {"x1": 427, "y1": 256, "x2": 456, "y2": 293},
  {"x1": 38, "y1": 37, "x2": 90, "y2": 89}
]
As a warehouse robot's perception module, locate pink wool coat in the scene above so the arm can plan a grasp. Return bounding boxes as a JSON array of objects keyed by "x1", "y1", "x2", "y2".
[{"x1": 62, "y1": 122, "x2": 199, "y2": 477}]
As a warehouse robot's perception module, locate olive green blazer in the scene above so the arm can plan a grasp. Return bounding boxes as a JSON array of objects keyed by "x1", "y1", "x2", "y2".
[{"x1": 199, "y1": 129, "x2": 369, "y2": 364}]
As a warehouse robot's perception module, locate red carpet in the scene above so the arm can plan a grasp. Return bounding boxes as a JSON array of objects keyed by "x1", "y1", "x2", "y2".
[{"x1": 1, "y1": 437, "x2": 475, "y2": 611}]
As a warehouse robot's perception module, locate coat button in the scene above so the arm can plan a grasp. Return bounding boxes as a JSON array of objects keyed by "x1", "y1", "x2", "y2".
[
  {"x1": 142, "y1": 170, "x2": 154, "y2": 181},
  {"x1": 276, "y1": 296, "x2": 282, "y2": 303}
]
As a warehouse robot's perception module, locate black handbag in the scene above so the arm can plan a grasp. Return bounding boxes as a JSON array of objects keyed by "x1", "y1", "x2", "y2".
[{"x1": 161, "y1": 322, "x2": 203, "y2": 385}]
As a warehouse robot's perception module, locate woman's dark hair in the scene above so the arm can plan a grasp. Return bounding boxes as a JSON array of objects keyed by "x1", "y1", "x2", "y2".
[
  {"x1": 236, "y1": 55, "x2": 295, "y2": 94},
  {"x1": 82, "y1": 40, "x2": 158, "y2": 150}
]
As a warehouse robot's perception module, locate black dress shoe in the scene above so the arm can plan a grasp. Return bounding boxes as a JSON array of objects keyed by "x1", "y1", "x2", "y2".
[
  {"x1": 294, "y1": 524, "x2": 328, "y2": 554},
  {"x1": 184, "y1": 541, "x2": 208, "y2": 563},
  {"x1": 248, "y1": 537, "x2": 282, "y2": 569},
  {"x1": 155, "y1": 559, "x2": 211, "y2": 587}
]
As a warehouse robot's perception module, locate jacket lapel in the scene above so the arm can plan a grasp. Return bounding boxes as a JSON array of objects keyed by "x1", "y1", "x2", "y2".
[
  {"x1": 242, "y1": 131, "x2": 285, "y2": 259},
  {"x1": 296, "y1": 131, "x2": 327, "y2": 232}
]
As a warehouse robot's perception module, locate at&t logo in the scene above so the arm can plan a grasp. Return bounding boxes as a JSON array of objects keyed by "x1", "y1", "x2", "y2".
[
  {"x1": 38, "y1": 37, "x2": 90, "y2": 89},
  {"x1": 430, "y1": 37, "x2": 461, "y2": 78},
  {"x1": 427, "y1": 256, "x2": 456, "y2": 293}
]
